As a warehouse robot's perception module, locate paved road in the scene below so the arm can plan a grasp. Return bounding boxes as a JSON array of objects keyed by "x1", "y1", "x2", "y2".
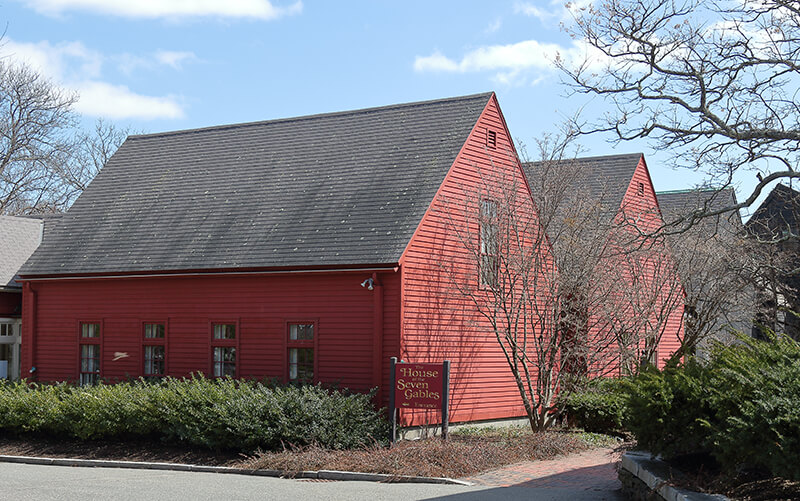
[{"x1": 0, "y1": 447, "x2": 625, "y2": 501}]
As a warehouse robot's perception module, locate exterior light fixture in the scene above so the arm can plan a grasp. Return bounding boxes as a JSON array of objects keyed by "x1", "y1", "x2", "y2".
[{"x1": 360, "y1": 278, "x2": 374, "y2": 290}]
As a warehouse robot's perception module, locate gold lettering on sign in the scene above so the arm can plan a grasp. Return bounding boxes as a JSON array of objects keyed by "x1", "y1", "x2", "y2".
[{"x1": 398, "y1": 367, "x2": 439, "y2": 378}]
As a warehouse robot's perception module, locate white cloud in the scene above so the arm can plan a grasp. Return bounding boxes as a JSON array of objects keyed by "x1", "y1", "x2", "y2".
[
  {"x1": 413, "y1": 51, "x2": 459, "y2": 72},
  {"x1": 19, "y1": 0, "x2": 303, "y2": 20},
  {"x1": 3, "y1": 39, "x2": 103, "y2": 81},
  {"x1": 414, "y1": 38, "x2": 608, "y2": 85},
  {"x1": 484, "y1": 18, "x2": 502, "y2": 34},
  {"x1": 154, "y1": 50, "x2": 196, "y2": 69},
  {"x1": 117, "y1": 50, "x2": 198, "y2": 75},
  {"x1": 514, "y1": 0, "x2": 593, "y2": 24},
  {"x1": 2, "y1": 38, "x2": 186, "y2": 120},
  {"x1": 514, "y1": 2, "x2": 552, "y2": 22},
  {"x1": 74, "y1": 81, "x2": 184, "y2": 119}
]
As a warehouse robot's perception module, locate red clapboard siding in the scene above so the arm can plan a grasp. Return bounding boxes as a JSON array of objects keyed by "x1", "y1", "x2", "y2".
[
  {"x1": 22, "y1": 270, "x2": 401, "y2": 393},
  {"x1": 587, "y1": 156, "x2": 684, "y2": 373},
  {"x1": 399, "y1": 94, "x2": 549, "y2": 425}
]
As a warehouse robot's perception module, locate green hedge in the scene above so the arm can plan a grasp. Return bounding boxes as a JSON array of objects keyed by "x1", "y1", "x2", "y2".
[
  {"x1": 0, "y1": 375, "x2": 388, "y2": 452},
  {"x1": 558, "y1": 377, "x2": 627, "y2": 435},
  {"x1": 624, "y1": 334, "x2": 800, "y2": 480}
]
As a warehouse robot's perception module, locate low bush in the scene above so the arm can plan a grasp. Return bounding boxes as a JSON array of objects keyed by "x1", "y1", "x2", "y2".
[
  {"x1": 623, "y1": 334, "x2": 800, "y2": 480},
  {"x1": 558, "y1": 377, "x2": 627, "y2": 435},
  {"x1": 0, "y1": 375, "x2": 388, "y2": 452},
  {"x1": 623, "y1": 360, "x2": 713, "y2": 458},
  {"x1": 705, "y1": 335, "x2": 800, "y2": 480}
]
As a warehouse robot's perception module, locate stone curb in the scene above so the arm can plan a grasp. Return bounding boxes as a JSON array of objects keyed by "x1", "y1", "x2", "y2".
[
  {"x1": 620, "y1": 452, "x2": 729, "y2": 501},
  {"x1": 0, "y1": 454, "x2": 472, "y2": 486}
]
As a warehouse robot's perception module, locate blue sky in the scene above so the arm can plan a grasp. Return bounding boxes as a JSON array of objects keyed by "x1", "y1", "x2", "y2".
[{"x1": 2, "y1": 0, "x2": 756, "y2": 208}]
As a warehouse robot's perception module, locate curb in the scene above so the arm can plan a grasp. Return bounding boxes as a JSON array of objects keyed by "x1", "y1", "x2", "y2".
[
  {"x1": 620, "y1": 451, "x2": 729, "y2": 501},
  {"x1": 0, "y1": 454, "x2": 472, "y2": 486}
]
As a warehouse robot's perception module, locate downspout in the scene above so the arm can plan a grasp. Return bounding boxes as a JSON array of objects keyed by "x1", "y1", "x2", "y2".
[
  {"x1": 23, "y1": 281, "x2": 37, "y2": 382},
  {"x1": 372, "y1": 272, "x2": 384, "y2": 405}
]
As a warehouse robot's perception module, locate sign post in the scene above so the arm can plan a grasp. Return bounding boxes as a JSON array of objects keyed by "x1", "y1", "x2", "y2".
[{"x1": 389, "y1": 357, "x2": 450, "y2": 444}]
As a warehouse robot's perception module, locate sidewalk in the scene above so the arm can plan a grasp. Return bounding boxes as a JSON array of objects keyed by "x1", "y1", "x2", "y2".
[{"x1": 462, "y1": 446, "x2": 624, "y2": 498}]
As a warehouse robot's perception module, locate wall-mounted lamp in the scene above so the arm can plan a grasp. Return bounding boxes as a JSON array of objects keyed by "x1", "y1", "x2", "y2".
[{"x1": 360, "y1": 278, "x2": 374, "y2": 291}]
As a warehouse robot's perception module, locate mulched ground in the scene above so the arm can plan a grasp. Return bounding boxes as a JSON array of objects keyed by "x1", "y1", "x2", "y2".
[
  {"x1": 662, "y1": 453, "x2": 800, "y2": 501},
  {"x1": 0, "y1": 435, "x2": 244, "y2": 467},
  {"x1": 242, "y1": 430, "x2": 597, "y2": 478},
  {"x1": 0, "y1": 429, "x2": 607, "y2": 479}
]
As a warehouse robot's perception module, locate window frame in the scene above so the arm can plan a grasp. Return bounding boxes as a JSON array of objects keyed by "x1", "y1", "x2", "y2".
[
  {"x1": 209, "y1": 319, "x2": 240, "y2": 378},
  {"x1": 285, "y1": 320, "x2": 319, "y2": 384},
  {"x1": 141, "y1": 320, "x2": 168, "y2": 378},
  {"x1": 479, "y1": 198, "x2": 500, "y2": 289},
  {"x1": 77, "y1": 320, "x2": 102, "y2": 386}
]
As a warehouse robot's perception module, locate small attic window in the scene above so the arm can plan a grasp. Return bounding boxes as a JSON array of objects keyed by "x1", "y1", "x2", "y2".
[
  {"x1": 486, "y1": 129, "x2": 497, "y2": 149},
  {"x1": 637, "y1": 182, "x2": 645, "y2": 196}
]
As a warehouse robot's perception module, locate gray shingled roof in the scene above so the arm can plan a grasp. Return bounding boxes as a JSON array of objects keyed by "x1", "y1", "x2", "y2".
[
  {"x1": 21, "y1": 93, "x2": 493, "y2": 276},
  {"x1": 745, "y1": 183, "x2": 800, "y2": 239},
  {"x1": 523, "y1": 153, "x2": 643, "y2": 220},
  {"x1": 0, "y1": 216, "x2": 43, "y2": 288},
  {"x1": 659, "y1": 187, "x2": 740, "y2": 251},
  {"x1": 657, "y1": 188, "x2": 742, "y2": 234}
]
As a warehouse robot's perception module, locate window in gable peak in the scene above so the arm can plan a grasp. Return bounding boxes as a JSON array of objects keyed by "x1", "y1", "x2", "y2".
[{"x1": 486, "y1": 129, "x2": 497, "y2": 149}]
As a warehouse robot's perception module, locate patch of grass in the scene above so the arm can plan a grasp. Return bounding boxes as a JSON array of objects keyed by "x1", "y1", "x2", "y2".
[{"x1": 243, "y1": 430, "x2": 605, "y2": 478}]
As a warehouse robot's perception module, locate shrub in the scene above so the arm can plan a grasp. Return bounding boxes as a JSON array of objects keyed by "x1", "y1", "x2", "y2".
[
  {"x1": 705, "y1": 335, "x2": 800, "y2": 479},
  {"x1": 0, "y1": 375, "x2": 388, "y2": 453},
  {"x1": 622, "y1": 334, "x2": 800, "y2": 480},
  {"x1": 623, "y1": 360, "x2": 714, "y2": 458},
  {"x1": 558, "y1": 377, "x2": 627, "y2": 434}
]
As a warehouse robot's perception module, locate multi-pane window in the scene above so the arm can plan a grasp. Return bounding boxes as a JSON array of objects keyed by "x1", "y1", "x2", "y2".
[
  {"x1": 79, "y1": 323, "x2": 101, "y2": 385},
  {"x1": 288, "y1": 323, "x2": 314, "y2": 384},
  {"x1": 212, "y1": 323, "x2": 236, "y2": 377},
  {"x1": 479, "y1": 199, "x2": 499, "y2": 288},
  {"x1": 143, "y1": 323, "x2": 166, "y2": 378}
]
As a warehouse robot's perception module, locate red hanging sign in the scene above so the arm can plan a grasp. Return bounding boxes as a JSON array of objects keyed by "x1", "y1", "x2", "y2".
[{"x1": 394, "y1": 362, "x2": 444, "y2": 409}]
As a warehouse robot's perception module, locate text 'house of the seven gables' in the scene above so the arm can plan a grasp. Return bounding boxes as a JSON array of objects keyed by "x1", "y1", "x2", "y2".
[{"x1": 18, "y1": 92, "x2": 550, "y2": 426}]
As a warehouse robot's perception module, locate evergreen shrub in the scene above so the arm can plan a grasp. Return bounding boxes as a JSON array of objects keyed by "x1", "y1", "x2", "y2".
[{"x1": 0, "y1": 375, "x2": 388, "y2": 452}]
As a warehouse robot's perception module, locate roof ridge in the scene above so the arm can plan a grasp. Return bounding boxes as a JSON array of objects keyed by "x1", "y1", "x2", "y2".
[
  {"x1": 656, "y1": 187, "x2": 730, "y2": 195},
  {"x1": 129, "y1": 92, "x2": 495, "y2": 141},
  {"x1": 522, "y1": 152, "x2": 643, "y2": 165}
]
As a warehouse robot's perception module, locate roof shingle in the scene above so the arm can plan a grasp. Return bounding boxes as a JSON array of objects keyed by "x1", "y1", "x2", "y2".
[{"x1": 21, "y1": 93, "x2": 493, "y2": 276}]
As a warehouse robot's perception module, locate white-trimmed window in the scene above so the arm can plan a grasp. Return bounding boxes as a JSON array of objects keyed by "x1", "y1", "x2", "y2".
[
  {"x1": 0, "y1": 320, "x2": 20, "y2": 381},
  {"x1": 288, "y1": 323, "x2": 315, "y2": 384},
  {"x1": 479, "y1": 199, "x2": 499, "y2": 288},
  {"x1": 143, "y1": 323, "x2": 166, "y2": 378},
  {"x1": 212, "y1": 323, "x2": 236, "y2": 377},
  {"x1": 79, "y1": 322, "x2": 101, "y2": 386}
]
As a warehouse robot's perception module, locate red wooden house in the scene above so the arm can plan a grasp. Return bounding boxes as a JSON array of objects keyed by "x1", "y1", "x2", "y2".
[
  {"x1": 524, "y1": 154, "x2": 684, "y2": 374},
  {"x1": 18, "y1": 93, "x2": 546, "y2": 425}
]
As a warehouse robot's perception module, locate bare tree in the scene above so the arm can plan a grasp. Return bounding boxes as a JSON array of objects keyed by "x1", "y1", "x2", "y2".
[
  {"x1": 744, "y1": 184, "x2": 800, "y2": 338},
  {"x1": 54, "y1": 119, "x2": 131, "y2": 208},
  {"x1": 0, "y1": 60, "x2": 77, "y2": 214},
  {"x1": 561, "y1": 0, "x2": 800, "y2": 225},
  {"x1": 439, "y1": 138, "x2": 682, "y2": 430},
  {"x1": 655, "y1": 189, "x2": 755, "y2": 359}
]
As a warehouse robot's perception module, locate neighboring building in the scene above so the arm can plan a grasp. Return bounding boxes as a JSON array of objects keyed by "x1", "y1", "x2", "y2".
[
  {"x1": 657, "y1": 188, "x2": 752, "y2": 357},
  {"x1": 524, "y1": 154, "x2": 685, "y2": 373},
  {"x1": 18, "y1": 92, "x2": 549, "y2": 425},
  {"x1": 0, "y1": 216, "x2": 46, "y2": 380},
  {"x1": 745, "y1": 183, "x2": 800, "y2": 340}
]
